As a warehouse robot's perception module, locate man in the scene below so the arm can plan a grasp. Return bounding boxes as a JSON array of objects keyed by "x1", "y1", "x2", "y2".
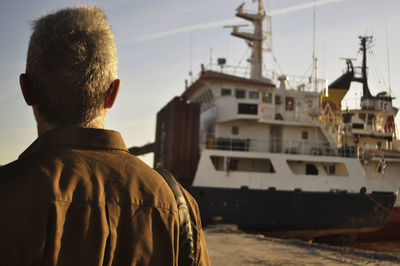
[{"x1": 0, "y1": 6, "x2": 210, "y2": 265}]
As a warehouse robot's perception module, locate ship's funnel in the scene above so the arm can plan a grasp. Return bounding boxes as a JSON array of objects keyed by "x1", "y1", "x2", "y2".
[{"x1": 321, "y1": 60, "x2": 354, "y2": 123}]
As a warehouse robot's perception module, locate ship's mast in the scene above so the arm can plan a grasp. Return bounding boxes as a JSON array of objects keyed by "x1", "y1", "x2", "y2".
[
  {"x1": 231, "y1": 0, "x2": 266, "y2": 80},
  {"x1": 353, "y1": 36, "x2": 373, "y2": 99},
  {"x1": 360, "y1": 36, "x2": 373, "y2": 99}
]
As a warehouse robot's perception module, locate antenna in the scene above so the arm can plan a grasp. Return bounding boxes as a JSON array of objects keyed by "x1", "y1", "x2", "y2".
[
  {"x1": 385, "y1": 19, "x2": 392, "y2": 95},
  {"x1": 312, "y1": 0, "x2": 318, "y2": 92},
  {"x1": 189, "y1": 28, "x2": 193, "y2": 78},
  {"x1": 209, "y1": 47, "x2": 213, "y2": 66},
  {"x1": 312, "y1": 0, "x2": 316, "y2": 65}
]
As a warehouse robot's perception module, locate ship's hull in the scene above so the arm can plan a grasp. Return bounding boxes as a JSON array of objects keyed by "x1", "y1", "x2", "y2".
[
  {"x1": 187, "y1": 186, "x2": 396, "y2": 239},
  {"x1": 356, "y1": 207, "x2": 400, "y2": 241}
]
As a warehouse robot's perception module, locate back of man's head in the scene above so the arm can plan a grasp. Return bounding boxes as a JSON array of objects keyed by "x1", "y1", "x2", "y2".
[{"x1": 26, "y1": 6, "x2": 118, "y2": 127}]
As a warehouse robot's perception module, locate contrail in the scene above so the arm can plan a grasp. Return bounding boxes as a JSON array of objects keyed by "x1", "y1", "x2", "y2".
[
  {"x1": 130, "y1": 0, "x2": 345, "y2": 44},
  {"x1": 131, "y1": 18, "x2": 239, "y2": 43},
  {"x1": 270, "y1": 0, "x2": 345, "y2": 16}
]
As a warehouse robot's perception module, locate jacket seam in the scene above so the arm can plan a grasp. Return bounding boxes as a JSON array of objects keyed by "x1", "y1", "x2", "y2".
[{"x1": 48, "y1": 199, "x2": 179, "y2": 214}]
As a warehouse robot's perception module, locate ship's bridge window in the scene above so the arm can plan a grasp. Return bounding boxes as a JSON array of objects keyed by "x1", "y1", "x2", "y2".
[
  {"x1": 249, "y1": 91, "x2": 259, "y2": 99},
  {"x1": 221, "y1": 88, "x2": 231, "y2": 96},
  {"x1": 262, "y1": 92, "x2": 272, "y2": 103},
  {"x1": 235, "y1": 89, "x2": 246, "y2": 99},
  {"x1": 210, "y1": 156, "x2": 275, "y2": 173}
]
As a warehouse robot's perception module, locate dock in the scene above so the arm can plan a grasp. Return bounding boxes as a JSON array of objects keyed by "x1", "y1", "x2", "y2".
[{"x1": 204, "y1": 226, "x2": 400, "y2": 265}]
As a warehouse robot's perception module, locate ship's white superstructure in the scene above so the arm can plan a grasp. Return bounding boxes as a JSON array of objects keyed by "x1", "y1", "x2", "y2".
[
  {"x1": 180, "y1": 1, "x2": 399, "y2": 201},
  {"x1": 150, "y1": 0, "x2": 399, "y2": 237}
]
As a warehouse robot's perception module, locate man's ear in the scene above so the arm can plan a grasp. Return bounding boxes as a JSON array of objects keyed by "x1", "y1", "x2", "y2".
[
  {"x1": 104, "y1": 79, "x2": 120, "y2": 109},
  {"x1": 20, "y1": 74, "x2": 36, "y2": 106}
]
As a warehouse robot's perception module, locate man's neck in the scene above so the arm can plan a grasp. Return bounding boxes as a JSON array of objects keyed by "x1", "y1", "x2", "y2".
[
  {"x1": 34, "y1": 107, "x2": 106, "y2": 136},
  {"x1": 37, "y1": 122, "x2": 54, "y2": 136},
  {"x1": 34, "y1": 107, "x2": 53, "y2": 136}
]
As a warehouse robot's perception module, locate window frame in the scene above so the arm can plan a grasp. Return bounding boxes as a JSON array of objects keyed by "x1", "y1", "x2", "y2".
[
  {"x1": 221, "y1": 88, "x2": 232, "y2": 96},
  {"x1": 235, "y1": 89, "x2": 246, "y2": 99}
]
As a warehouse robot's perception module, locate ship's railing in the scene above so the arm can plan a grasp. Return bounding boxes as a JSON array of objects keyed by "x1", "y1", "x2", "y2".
[
  {"x1": 200, "y1": 135, "x2": 360, "y2": 157},
  {"x1": 192, "y1": 64, "x2": 272, "y2": 81},
  {"x1": 193, "y1": 63, "x2": 326, "y2": 93}
]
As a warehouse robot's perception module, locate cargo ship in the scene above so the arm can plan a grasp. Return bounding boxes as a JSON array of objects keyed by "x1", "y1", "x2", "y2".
[{"x1": 131, "y1": 0, "x2": 399, "y2": 239}]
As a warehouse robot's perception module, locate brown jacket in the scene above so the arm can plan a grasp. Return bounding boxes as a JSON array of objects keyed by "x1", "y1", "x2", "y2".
[{"x1": 0, "y1": 127, "x2": 210, "y2": 266}]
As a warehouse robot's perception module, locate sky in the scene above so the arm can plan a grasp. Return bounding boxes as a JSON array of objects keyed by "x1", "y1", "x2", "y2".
[{"x1": 0, "y1": 0, "x2": 399, "y2": 166}]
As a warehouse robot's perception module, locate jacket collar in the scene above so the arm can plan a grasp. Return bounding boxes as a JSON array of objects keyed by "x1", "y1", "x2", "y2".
[{"x1": 19, "y1": 127, "x2": 128, "y2": 159}]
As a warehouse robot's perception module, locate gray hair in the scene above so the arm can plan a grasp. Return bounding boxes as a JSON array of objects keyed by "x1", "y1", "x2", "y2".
[{"x1": 26, "y1": 6, "x2": 118, "y2": 126}]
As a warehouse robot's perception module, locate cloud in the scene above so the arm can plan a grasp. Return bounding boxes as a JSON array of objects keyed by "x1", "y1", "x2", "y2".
[{"x1": 130, "y1": 0, "x2": 346, "y2": 44}]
